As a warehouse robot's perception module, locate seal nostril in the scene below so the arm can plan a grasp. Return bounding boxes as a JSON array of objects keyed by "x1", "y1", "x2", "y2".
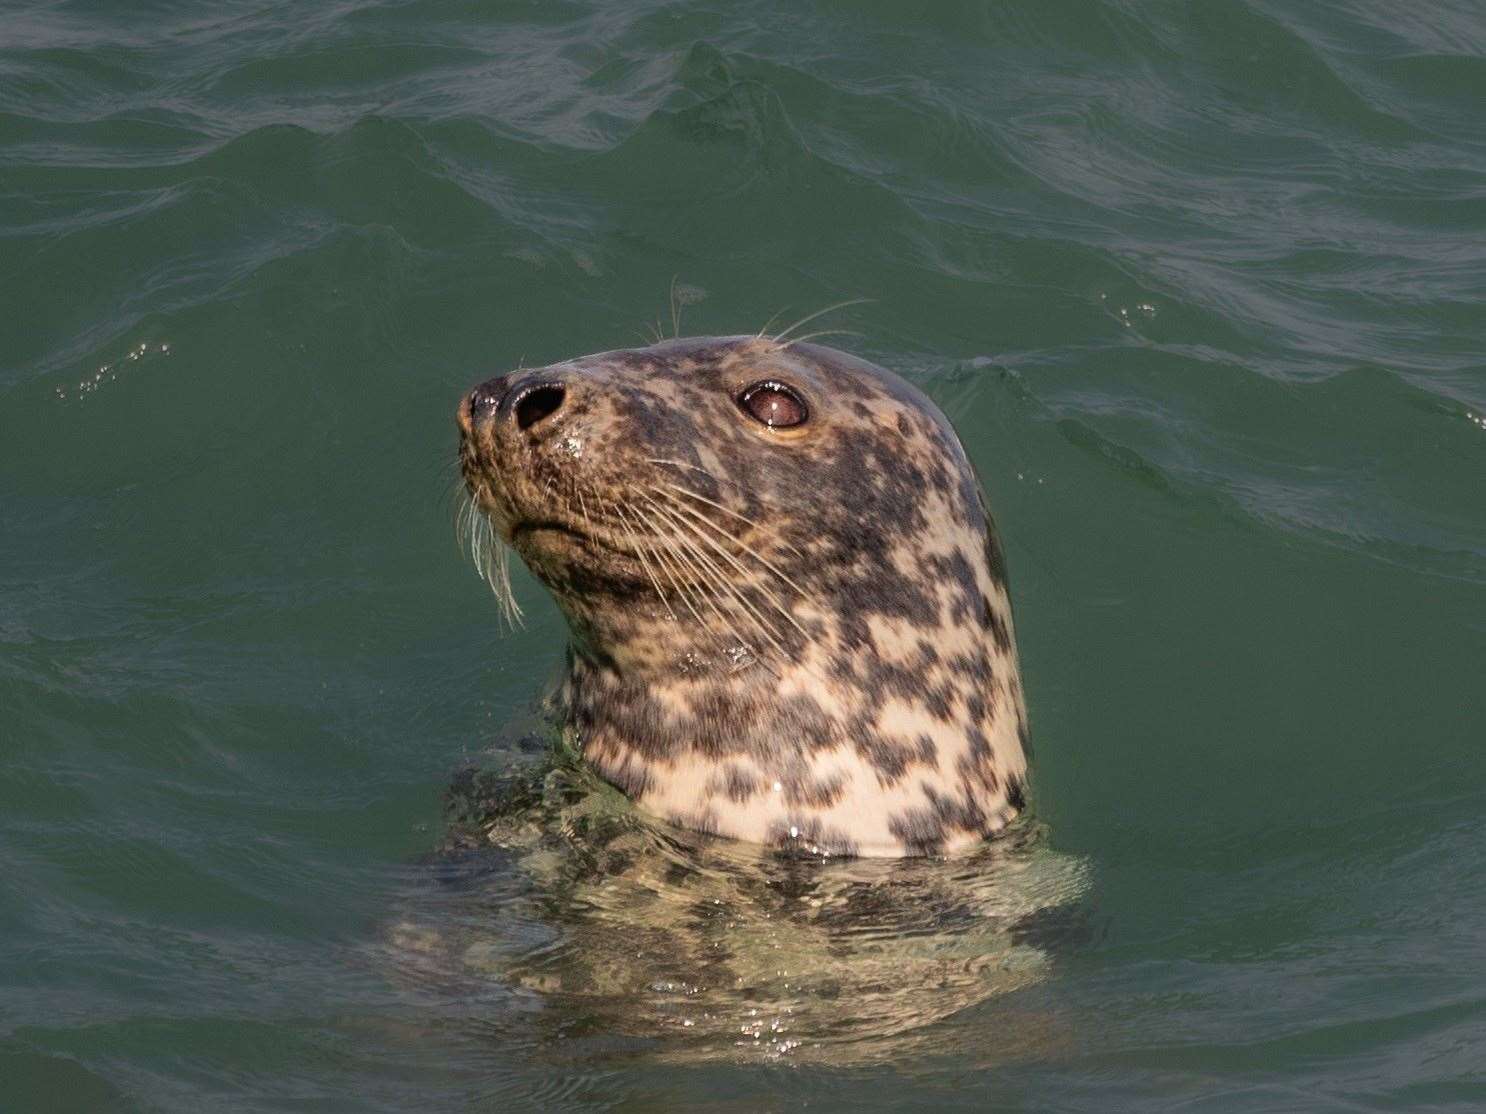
[
  {"x1": 514, "y1": 385, "x2": 566, "y2": 432},
  {"x1": 468, "y1": 385, "x2": 500, "y2": 423}
]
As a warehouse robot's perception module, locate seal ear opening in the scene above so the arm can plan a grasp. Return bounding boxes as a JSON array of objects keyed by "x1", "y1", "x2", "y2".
[{"x1": 515, "y1": 385, "x2": 566, "y2": 431}]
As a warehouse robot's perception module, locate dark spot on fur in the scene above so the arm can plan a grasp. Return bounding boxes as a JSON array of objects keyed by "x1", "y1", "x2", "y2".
[
  {"x1": 784, "y1": 768, "x2": 847, "y2": 809},
  {"x1": 923, "y1": 686, "x2": 952, "y2": 721},
  {"x1": 767, "y1": 817, "x2": 858, "y2": 858},
  {"x1": 983, "y1": 596, "x2": 1012, "y2": 652},
  {"x1": 887, "y1": 804, "x2": 945, "y2": 856},
  {"x1": 889, "y1": 782, "x2": 995, "y2": 855},
  {"x1": 722, "y1": 764, "x2": 759, "y2": 804},
  {"x1": 983, "y1": 520, "x2": 1009, "y2": 587},
  {"x1": 927, "y1": 548, "x2": 980, "y2": 625},
  {"x1": 667, "y1": 809, "x2": 721, "y2": 837},
  {"x1": 1006, "y1": 775, "x2": 1026, "y2": 812}
]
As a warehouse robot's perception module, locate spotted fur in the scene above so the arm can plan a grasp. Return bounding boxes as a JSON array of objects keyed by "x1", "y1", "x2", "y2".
[{"x1": 456, "y1": 336, "x2": 1029, "y2": 857}]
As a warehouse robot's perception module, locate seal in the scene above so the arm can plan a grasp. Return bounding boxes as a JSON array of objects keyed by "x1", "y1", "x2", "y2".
[{"x1": 455, "y1": 333, "x2": 1029, "y2": 857}]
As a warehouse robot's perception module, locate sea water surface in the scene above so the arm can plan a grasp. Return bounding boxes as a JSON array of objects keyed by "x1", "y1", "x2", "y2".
[{"x1": 3, "y1": 1, "x2": 1485, "y2": 1109}]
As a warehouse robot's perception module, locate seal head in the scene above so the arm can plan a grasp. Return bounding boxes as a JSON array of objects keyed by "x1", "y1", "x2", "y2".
[{"x1": 457, "y1": 335, "x2": 1028, "y2": 857}]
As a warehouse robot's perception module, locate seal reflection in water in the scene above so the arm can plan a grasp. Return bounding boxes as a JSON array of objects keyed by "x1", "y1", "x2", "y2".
[
  {"x1": 456, "y1": 334, "x2": 1029, "y2": 858},
  {"x1": 390, "y1": 762, "x2": 1086, "y2": 1062}
]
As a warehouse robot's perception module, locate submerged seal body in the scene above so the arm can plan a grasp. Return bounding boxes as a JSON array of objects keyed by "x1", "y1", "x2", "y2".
[{"x1": 456, "y1": 335, "x2": 1029, "y2": 857}]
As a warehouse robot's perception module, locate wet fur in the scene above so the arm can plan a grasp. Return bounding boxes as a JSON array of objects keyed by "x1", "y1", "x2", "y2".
[{"x1": 457, "y1": 336, "x2": 1028, "y2": 857}]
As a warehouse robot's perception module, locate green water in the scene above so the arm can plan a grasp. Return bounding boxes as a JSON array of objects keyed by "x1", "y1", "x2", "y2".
[{"x1": 3, "y1": 0, "x2": 1485, "y2": 1108}]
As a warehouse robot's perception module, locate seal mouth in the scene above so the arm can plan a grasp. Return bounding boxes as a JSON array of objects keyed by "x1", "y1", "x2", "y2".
[
  {"x1": 508, "y1": 516, "x2": 653, "y2": 588},
  {"x1": 510, "y1": 519, "x2": 584, "y2": 545}
]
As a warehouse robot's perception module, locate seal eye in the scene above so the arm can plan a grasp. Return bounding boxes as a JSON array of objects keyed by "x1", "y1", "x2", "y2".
[{"x1": 738, "y1": 381, "x2": 808, "y2": 429}]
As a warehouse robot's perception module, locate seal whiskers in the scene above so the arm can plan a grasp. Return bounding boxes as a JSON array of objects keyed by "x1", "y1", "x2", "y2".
[
  {"x1": 646, "y1": 484, "x2": 812, "y2": 618},
  {"x1": 638, "y1": 498, "x2": 765, "y2": 664},
  {"x1": 458, "y1": 490, "x2": 523, "y2": 627},
  {"x1": 779, "y1": 328, "x2": 863, "y2": 350},
  {"x1": 668, "y1": 274, "x2": 685, "y2": 340},
  {"x1": 608, "y1": 500, "x2": 677, "y2": 623},
  {"x1": 645, "y1": 473, "x2": 805, "y2": 559},
  {"x1": 644, "y1": 489, "x2": 811, "y2": 655},
  {"x1": 574, "y1": 485, "x2": 594, "y2": 534},
  {"x1": 639, "y1": 492, "x2": 794, "y2": 665},
  {"x1": 611, "y1": 496, "x2": 716, "y2": 640},
  {"x1": 770, "y1": 298, "x2": 872, "y2": 344},
  {"x1": 640, "y1": 495, "x2": 767, "y2": 651}
]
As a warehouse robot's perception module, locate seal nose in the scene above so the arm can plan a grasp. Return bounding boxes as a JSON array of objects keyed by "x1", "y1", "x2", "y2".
[
  {"x1": 462, "y1": 372, "x2": 569, "y2": 437},
  {"x1": 512, "y1": 383, "x2": 566, "y2": 432},
  {"x1": 466, "y1": 377, "x2": 507, "y2": 428}
]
